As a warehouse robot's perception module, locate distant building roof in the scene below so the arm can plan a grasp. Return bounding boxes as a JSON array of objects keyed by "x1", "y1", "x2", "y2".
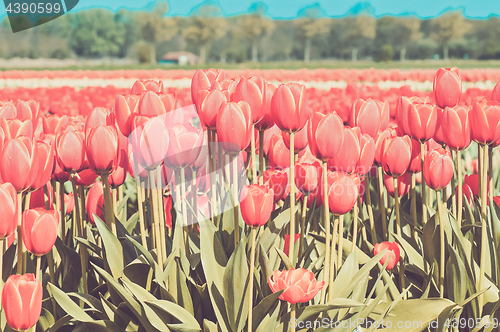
[{"x1": 161, "y1": 51, "x2": 199, "y2": 65}]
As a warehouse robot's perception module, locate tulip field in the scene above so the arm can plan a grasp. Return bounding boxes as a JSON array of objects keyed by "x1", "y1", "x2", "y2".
[{"x1": 1, "y1": 67, "x2": 500, "y2": 332}]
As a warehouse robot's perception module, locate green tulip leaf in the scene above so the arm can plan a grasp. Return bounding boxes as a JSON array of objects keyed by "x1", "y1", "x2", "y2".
[
  {"x1": 47, "y1": 283, "x2": 93, "y2": 322},
  {"x1": 144, "y1": 300, "x2": 202, "y2": 332},
  {"x1": 94, "y1": 214, "x2": 124, "y2": 279}
]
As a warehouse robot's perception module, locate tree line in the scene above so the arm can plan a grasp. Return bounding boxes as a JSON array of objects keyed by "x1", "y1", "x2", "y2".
[{"x1": 0, "y1": 0, "x2": 498, "y2": 64}]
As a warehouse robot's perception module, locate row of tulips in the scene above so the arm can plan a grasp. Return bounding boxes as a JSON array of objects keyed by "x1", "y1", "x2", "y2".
[
  {"x1": 3, "y1": 68, "x2": 500, "y2": 82},
  {"x1": 0, "y1": 67, "x2": 499, "y2": 331}
]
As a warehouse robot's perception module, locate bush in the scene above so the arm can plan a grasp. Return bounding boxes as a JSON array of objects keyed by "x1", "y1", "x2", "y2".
[{"x1": 374, "y1": 44, "x2": 393, "y2": 62}]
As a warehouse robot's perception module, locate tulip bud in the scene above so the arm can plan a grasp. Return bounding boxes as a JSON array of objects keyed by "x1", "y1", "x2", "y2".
[
  {"x1": 255, "y1": 83, "x2": 276, "y2": 131},
  {"x1": 164, "y1": 124, "x2": 204, "y2": 169},
  {"x1": 131, "y1": 79, "x2": 163, "y2": 94},
  {"x1": 433, "y1": 67, "x2": 461, "y2": 108},
  {"x1": 130, "y1": 116, "x2": 170, "y2": 170},
  {"x1": 492, "y1": 82, "x2": 500, "y2": 103},
  {"x1": 2, "y1": 274, "x2": 42, "y2": 331},
  {"x1": 283, "y1": 233, "x2": 300, "y2": 257},
  {"x1": 381, "y1": 135, "x2": 412, "y2": 177},
  {"x1": 384, "y1": 172, "x2": 411, "y2": 198},
  {"x1": 263, "y1": 168, "x2": 288, "y2": 203},
  {"x1": 470, "y1": 99, "x2": 500, "y2": 146},
  {"x1": 55, "y1": 129, "x2": 86, "y2": 174},
  {"x1": 0, "y1": 137, "x2": 39, "y2": 192},
  {"x1": 327, "y1": 171, "x2": 359, "y2": 215},
  {"x1": 424, "y1": 148, "x2": 454, "y2": 191},
  {"x1": 282, "y1": 124, "x2": 308, "y2": 152},
  {"x1": 373, "y1": 241, "x2": 400, "y2": 270},
  {"x1": 86, "y1": 125, "x2": 119, "y2": 175},
  {"x1": 442, "y1": 105, "x2": 471, "y2": 151},
  {"x1": 114, "y1": 94, "x2": 140, "y2": 137},
  {"x1": 29, "y1": 140, "x2": 55, "y2": 192},
  {"x1": 217, "y1": 101, "x2": 252, "y2": 154},
  {"x1": 22, "y1": 208, "x2": 59, "y2": 256},
  {"x1": 191, "y1": 69, "x2": 226, "y2": 108},
  {"x1": 307, "y1": 112, "x2": 344, "y2": 162},
  {"x1": 271, "y1": 83, "x2": 309, "y2": 133},
  {"x1": 407, "y1": 102, "x2": 438, "y2": 142},
  {"x1": 407, "y1": 138, "x2": 422, "y2": 173},
  {"x1": 240, "y1": 184, "x2": 274, "y2": 228},
  {"x1": 328, "y1": 127, "x2": 360, "y2": 174},
  {"x1": 0, "y1": 183, "x2": 17, "y2": 239},
  {"x1": 232, "y1": 76, "x2": 266, "y2": 124},
  {"x1": 349, "y1": 98, "x2": 390, "y2": 138},
  {"x1": 86, "y1": 181, "x2": 105, "y2": 225},
  {"x1": 294, "y1": 162, "x2": 321, "y2": 195}
]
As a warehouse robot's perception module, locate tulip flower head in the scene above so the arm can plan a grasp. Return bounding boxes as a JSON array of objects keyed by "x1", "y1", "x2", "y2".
[
  {"x1": 307, "y1": 111, "x2": 344, "y2": 161},
  {"x1": 381, "y1": 135, "x2": 412, "y2": 177},
  {"x1": 0, "y1": 182, "x2": 18, "y2": 239},
  {"x1": 240, "y1": 184, "x2": 274, "y2": 228},
  {"x1": 424, "y1": 148, "x2": 454, "y2": 191},
  {"x1": 373, "y1": 241, "x2": 401, "y2": 270},
  {"x1": 470, "y1": 99, "x2": 500, "y2": 146},
  {"x1": 433, "y1": 67, "x2": 462, "y2": 109},
  {"x1": 349, "y1": 98, "x2": 390, "y2": 138},
  {"x1": 2, "y1": 273, "x2": 42, "y2": 331},
  {"x1": 294, "y1": 162, "x2": 321, "y2": 195},
  {"x1": 271, "y1": 83, "x2": 309, "y2": 133},
  {"x1": 0, "y1": 136, "x2": 39, "y2": 192},
  {"x1": 22, "y1": 208, "x2": 59, "y2": 256},
  {"x1": 327, "y1": 171, "x2": 359, "y2": 215},
  {"x1": 263, "y1": 168, "x2": 288, "y2": 203},
  {"x1": 217, "y1": 101, "x2": 252, "y2": 154},
  {"x1": 268, "y1": 268, "x2": 324, "y2": 304},
  {"x1": 442, "y1": 105, "x2": 471, "y2": 151}
]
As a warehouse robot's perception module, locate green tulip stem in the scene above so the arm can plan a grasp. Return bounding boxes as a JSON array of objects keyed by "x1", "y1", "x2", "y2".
[
  {"x1": 478, "y1": 143, "x2": 482, "y2": 203},
  {"x1": 290, "y1": 303, "x2": 296, "y2": 332},
  {"x1": 365, "y1": 175, "x2": 376, "y2": 244},
  {"x1": 478, "y1": 144, "x2": 489, "y2": 312},
  {"x1": 377, "y1": 167, "x2": 388, "y2": 240},
  {"x1": 43, "y1": 184, "x2": 50, "y2": 210},
  {"x1": 351, "y1": 201, "x2": 358, "y2": 253},
  {"x1": 489, "y1": 146, "x2": 493, "y2": 200},
  {"x1": 47, "y1": 249, "x2": 58, "y2": 320},
  {"x1": 156, "y1": 166, "x2": 167, "y2": 266},
  {"x1": 35, "y1": 255, "x2": 41, "y2": 281},
  {"x1": 337, "y1": 214, "x2": 344, "y2": 272},
  {"x1": 149, "y1": 170, "x2": 163, "y2": 266},
  {"x1": 320, "y1": 161, "x2": 331, "y2": 305},
  {"x1": 420, "y1": 142, "x2": 428, "y2": 226},
  {"x1": 79, "y1": 186, "x2": 87, "y2": 226},
  {"x1": 298, "y1": 195, "x2": 308, "y2": 263},
  {"x1": 436, "y1": 190, "x2": 446, "y2": 298},
  {"x1": 112, "y1": 188, "x2": 118, "y2": 218},
  {"x1": 289, "y1": 132, "x2": 296, "y2": 266},
  {"x1": 133, "y1": 160, "x2": 148, "y2": 250},
  {"x1": 0, "y1": 240, "x2": 3, "y2": 316},
  {"x1": 251, "y1": 124, "x2": 257, "y2": 184},
  {"x1": 232, "y1": 155, "x2": 240, "y2": 248},
  {"x1": 410, "y1": 174, "x2": 419, "y2": 244},
  {"x1": 16, "y1": 192, "x2": 23, "y2": 275},
  {"x1": 59, "y1": 182, "x2": 66, "y2": 244},
  {"x1": 71, "y1": 174, "x2": 88, "y2": 294},
  {"x1": 208, "y1": 130, "x2": 217, "y2": 223},
  {"x1": 192, "y1": 169, "x2": 198, "y2": 227},
  {"x1": 247, "y1": 227, "x2": 257, "y2": 332},
  {"x1": 259, "y1": 130, "x2": 265, "y2": 185},
  {"x1": 101, "y1": 174, "x2": 116, "y2": 237},
  {"x1": 393, "y1": 177, "x2": 401, "y2": 237},
  {"x1": 329, "y1": 214, "x2": 339, "y2": 301},
  {"x1": 457, "y1": 150, "x2": 463, "y2": 226},
  {"x1": 451, "y1": 151, "x2": 457, "y2": 217}
]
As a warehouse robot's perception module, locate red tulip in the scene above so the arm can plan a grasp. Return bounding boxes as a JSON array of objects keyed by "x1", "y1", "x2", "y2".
[
  {"x1": 137, "y1": 91, "x2": 177, "y2": 117},
  {"x1": 2, "y1": 274, "x2": 42, "y2": 331},
  {"x1": 381, "y1": 135, "x2": 412, "y2": 177},
  {"x1": 114, "y1": 94, "x2": 140, "y2": 137},
  {"x1": 191, "y1": 69, "x2": 226, "y2": 108},
  {"x1": 197, "y1": 88, "x2": 227, "y2": 130},
  {"x1": 29, "y1": 184, "x2": 53, "y2": 210},
  {"x1": 433, "y1": 67, "x2": 461, "y2": 108},
  {"x1": 0, "y1": 101, "x2": 17, "y2": 120},
  {"x1": 283, "y1": 234, "x2": 300, "y2": 257},
  {"x1": 424, "y1": 148, "x2": 454, "y2": 191},
  {"x1": 407, "y1": 102, "x2": 438, "y2": 142},
  {"x1": 327, "y1": 171, "x2": 359, "y2": 215},
  {"x1": 374, "y1": 128, "x2": 396, "y2": 166},
  {"x1": 395, "y1": 96, "x2": 426, "y2": 136},
  {"x1": 373, "y1": 241, "x2": 400, "y2": 270},
  {"x1": 263, "y1": 168, "x2": 288, "y2": 203},
  {"x1": 384, "y1": 172, "x2": 411, "y2": 198},
  {"x1": 211, "y1": 78, "x2": 239, "y2": 100},
  {"x1": 0, "y1": 137, "x2": 39, "y2": 192},
  {"x1": 442, "y1": 105, "x2": 471, "y2": 151},
  {"x1": 109, "y1": 132, "x2": 129, "y2": 188},
  {"x1": 268, "y1": 268, "x2": 324, "y2": 304},
  {"x1": 349, "y1": 98, "x2": 390, "y2": 137},
  {"x1": 86, "y1": 181, "x2": 105, "y2": 225},
  {"x1": 262, "y1": 125, "x2": 281, "y2": 156},
  {"x1": 271, "y1": 83, "x2": 309, "y2": 133},
  {"x1": 464, "y1": 173, "x2": 488, "y2": 198},
  {"x1": 328, "y1": 127, "x2": 360, "y2": 174},
  {"x1": 470, "y1": 99, "x2": 500, "y2": 146},
  {"x1": 2, "y1": 118, "x2": 34, "y2": 139},
  {"x1": 16, "y1": 100, "x2": 39, "y2": 123},
  {"x1": 307, "y1": 112, "x2": 344, "y2": 161},
  {"x1": 216, "y1": 101, "x2": 252, "y2": 154},
  {"x1": 494, "y1": 196, "x2": 500, "y2": 208},
  {"x1": 85, "y1": 107, "x2": 115, "y2": 129},
  {"x1": 282, "y1": 124, "x2": 308, "y2": 152},
  {"x1": 255, "y1": 83, "x2": 276, "y2": 131},
  {"x1": 232, "y1": 76, "x2": 266, "y2": 124},
  {"x1": 0, "y1": 183, "x2": 17, "y2": 239},
  {"x1": 43, "y1": 114, "x2": 69, "y2": 136},
  {"x1": 130, "y1": 116, "x2": 170, "y2": 170},
  {"x1": 268, "y1": 135, "x2": 290, "y2": 169},
  {"x1": 55, "y1": 130, "x2": 86, "y2": 173},
  {"x1": 51, "y1": 160, "x2": 70, "y2": 183},
  {"x1": 295, "y1": 162, "x2": 321, "y2": 195},
  {"x1": 22, "y1": 208, "x2": 59, "y2": 256},
  {"x1": 457, "y1": 183, "x2": 474, "y2": 208},
  {"x1": 86, "y1": 125, "x2": 118, "y2": 174},
  {"x1": 164, "y1": 124, "x2": 204, "y2": 169},
  {"x1": 164, "y1": 195, "x2": 173, "y2": 229},
  {"x1": 240, "y1": 184, "x2": 274, "y2": 228},
  {"x1": 492, "y1": 82, "x2": 500, "y2": 103},
  {"x1": 131, "y1": 79, "x2": 163, "y2": 94},
  {"x1": 29, "y1": 140, "x2": 55, "y2": 192},
  {"x1": 395, "y1": 139, "x2": 415, "y2": 176},
  {"x1": 356, "y1": 133, "x2": 375, "y2": 176}
]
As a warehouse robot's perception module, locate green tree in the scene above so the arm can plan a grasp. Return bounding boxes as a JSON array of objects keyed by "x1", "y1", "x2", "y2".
[
  {"x1": 69, "y1": 9, "x2": 127, "y2": 57},
  {"x1": 430, "y1": 11, "x2": 471, "y2": 60},
  {"x1": 182, "y1": 0, "x2": 228, "y2": 64},
  {"x1": 342, "y1": 14, "x2": 376, "y2": 61},
  {"x1": 376, "y1": 16, "x2": 422, "y2": 60},
  {"x1": 136, "y1": 1, "x2": 177, "y2": 64},
  {"x1": 296, "y1": 4, "x2": 330, "y2": 62},
  {"x1": 237, "y1": 3, "x2": 275, "y2": 62}
]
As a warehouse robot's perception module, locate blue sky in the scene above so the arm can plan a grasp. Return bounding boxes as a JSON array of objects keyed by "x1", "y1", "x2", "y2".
[{"x1": 69, "y1": 0, "x2": 500, "y2": 19}]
